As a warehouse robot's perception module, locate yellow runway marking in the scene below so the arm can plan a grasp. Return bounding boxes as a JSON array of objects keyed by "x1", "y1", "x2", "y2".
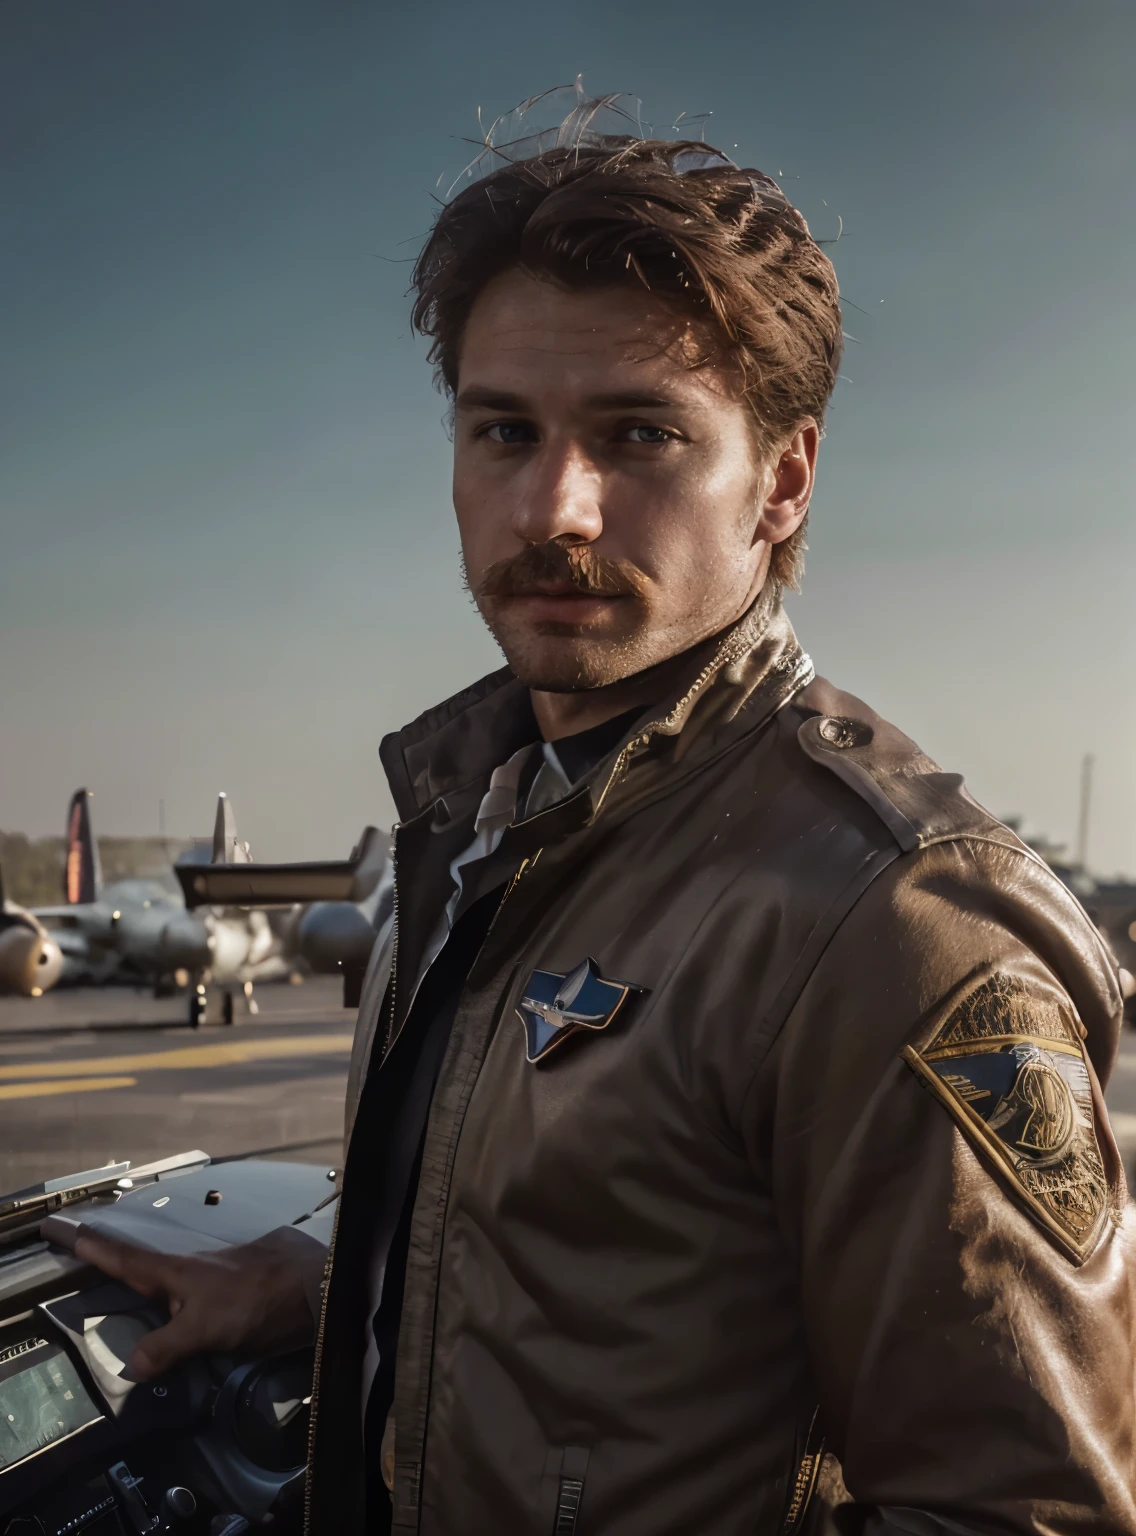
[
  {"x1": 0, "y1": 1034, "x2": 354, "y2": 1083},
  {"x1": 0, "y1": 1076, "x2": 138, "y2": 1101}
]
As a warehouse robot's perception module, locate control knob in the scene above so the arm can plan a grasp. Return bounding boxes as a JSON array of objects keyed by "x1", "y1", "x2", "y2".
[{"x1": 160, "y1": 1487, "x2": 197, "y2": 1524}]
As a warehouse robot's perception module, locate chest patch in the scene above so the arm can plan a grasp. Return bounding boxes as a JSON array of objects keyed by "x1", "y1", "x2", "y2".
[
  {"x1": 516, "y1": 956, "x2": 640, "y2": 1064},
  {"x1": 901, "y1": 972, "x2": 1110, "y2": 1263}
]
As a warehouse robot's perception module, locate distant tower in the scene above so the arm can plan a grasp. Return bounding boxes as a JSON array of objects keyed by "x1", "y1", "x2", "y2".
[{"x1": 1076, "y1": 753, "x2": 1095, "y2": 872}]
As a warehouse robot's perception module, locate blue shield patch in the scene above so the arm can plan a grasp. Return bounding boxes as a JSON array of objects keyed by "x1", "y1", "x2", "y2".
[{"x1": 516, "y1": 956, "x2": 640, "y2": 1063}]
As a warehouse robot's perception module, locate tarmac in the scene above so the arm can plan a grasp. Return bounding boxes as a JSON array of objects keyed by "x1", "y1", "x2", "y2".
[
  {"x1": 2, "y1": 980, "x2": 1136, "y2": 1194},
  {"x1": 0, "y1": 977, "x2": 351, "y2": 1192}
]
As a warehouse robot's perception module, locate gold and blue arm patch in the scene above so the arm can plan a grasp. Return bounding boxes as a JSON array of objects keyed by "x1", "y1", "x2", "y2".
[{"x1": 901, "y1": 972, "x2": 1110, "y2": 1263}]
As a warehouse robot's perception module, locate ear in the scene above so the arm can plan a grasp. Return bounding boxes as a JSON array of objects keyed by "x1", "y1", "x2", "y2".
[{"x1": 754, "y1": 422, "x2": 819, "y2": 548}]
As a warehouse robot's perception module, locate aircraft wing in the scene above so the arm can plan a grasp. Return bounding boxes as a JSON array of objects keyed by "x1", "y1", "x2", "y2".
[
  {"x1": 176, "y1": 826, "x2": 386, "y2": 909},
  {"x1": 30, "y1": 906, "x2": 87, "y2": 922}
]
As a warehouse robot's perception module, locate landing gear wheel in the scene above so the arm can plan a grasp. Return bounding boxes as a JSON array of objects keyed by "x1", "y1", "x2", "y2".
[
  {"x1": 222, "y1": 990, "x2": 235, "y2": 1026},
  {"x1": 189, "y1": 987, "x2": 206, "y2": 1029}
]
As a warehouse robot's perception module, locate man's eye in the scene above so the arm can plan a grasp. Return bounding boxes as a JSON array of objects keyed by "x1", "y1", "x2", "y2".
[
  {"x1": 482, "y1": 421, "x2": 535, "y2": 445},
  {"x1": 623, "y1": 425, "x2": 675, "y2": 444}
]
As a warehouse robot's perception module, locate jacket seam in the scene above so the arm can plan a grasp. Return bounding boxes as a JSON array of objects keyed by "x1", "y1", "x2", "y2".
[{"x1": 736, "y1": 830, "x2": 1123, "y2": 1136}]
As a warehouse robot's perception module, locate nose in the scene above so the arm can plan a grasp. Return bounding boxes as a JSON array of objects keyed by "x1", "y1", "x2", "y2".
[
  {"x1": 0, "y1": 925, "x2": 63, "y2": 997},
  {"x1": 511, "y1": 439, "x2": 603, "y2": 547}
]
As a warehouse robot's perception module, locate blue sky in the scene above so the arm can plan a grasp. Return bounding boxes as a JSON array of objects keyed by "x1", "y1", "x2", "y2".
[{"x1": 3, "y1": 1, "x2": 1135, "y2": 869}]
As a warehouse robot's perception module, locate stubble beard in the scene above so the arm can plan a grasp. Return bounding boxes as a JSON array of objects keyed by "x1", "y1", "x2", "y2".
[{"x1": 479, "y1": 601, "x2": 660, "y2": 693}]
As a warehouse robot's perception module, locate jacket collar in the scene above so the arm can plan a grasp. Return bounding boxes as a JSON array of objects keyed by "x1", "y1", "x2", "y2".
[{"x1": 380, "y1": 584, "x2": 813, "y2": 829}]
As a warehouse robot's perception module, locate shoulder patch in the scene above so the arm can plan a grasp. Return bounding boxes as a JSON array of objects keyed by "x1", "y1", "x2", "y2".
[{"x1": 901, "y1": 973, "x2": 1109, "y2": 1263}]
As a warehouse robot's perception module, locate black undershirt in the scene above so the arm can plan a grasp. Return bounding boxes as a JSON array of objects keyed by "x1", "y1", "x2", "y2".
[
  {"x1": 545, "y1": 706, "x2": 643, "y2": 784},
  {"x1": 362, "y1": 706, "x2": 643, "y2": 1532}
]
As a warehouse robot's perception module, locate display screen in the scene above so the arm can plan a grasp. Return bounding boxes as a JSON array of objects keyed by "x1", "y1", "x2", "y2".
[{"x1": 0, "y1": 1334, "x2": 101, "y2": 1472}]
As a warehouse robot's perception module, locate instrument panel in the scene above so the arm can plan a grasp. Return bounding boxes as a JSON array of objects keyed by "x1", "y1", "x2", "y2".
[
  {"x1": 0, "y1": 1327, "x2": 102, "y2": 1476},
  {"x1": 0, "y1": 1157, "x2": 332, "y2": 1536},
  {"x1": 0, "y1": 1294, "x2": 313, "y2": 1536}
]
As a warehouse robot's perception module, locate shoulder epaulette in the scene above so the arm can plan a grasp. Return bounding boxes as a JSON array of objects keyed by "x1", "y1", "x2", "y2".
[{"x1": 793, "y1": 680, "x2": 1004, "y2": 854}]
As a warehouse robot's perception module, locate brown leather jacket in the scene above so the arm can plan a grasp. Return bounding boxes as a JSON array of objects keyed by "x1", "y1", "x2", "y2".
[{"x1": 306, "y1": 594, "x2": 1136, "y2": 1535}]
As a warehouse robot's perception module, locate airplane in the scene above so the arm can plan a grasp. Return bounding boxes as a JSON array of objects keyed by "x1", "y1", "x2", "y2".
[
  {"x1": 32, "y1": 790, "x2": 213, "y2": 992},
  {"x1": 175, "y1": 802, "x2": 390, "y2": 1008},
  {"x1": 0, "y1": 870, "x2": 64, "y2": 997},
  {"x1": 30, "y1": 790, "x2": 302, "y2": 1024},
  {"x1": 27, "y1": 787, "x2": 387, "y2": 1022}
]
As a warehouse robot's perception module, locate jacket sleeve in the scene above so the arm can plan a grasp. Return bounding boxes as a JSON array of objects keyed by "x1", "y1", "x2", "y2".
[{"x1": 753, "y1": 835, "x2": 1136, "y2": 1533}]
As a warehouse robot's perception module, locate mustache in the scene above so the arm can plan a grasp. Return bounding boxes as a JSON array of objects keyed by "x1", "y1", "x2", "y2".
[{"x1": 476, "y1": 541, "x2": 647, "y2": 600}]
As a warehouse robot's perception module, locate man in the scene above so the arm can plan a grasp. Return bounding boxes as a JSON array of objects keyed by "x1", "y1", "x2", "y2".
[{"x1": 75, "y1": 126, "x2": 1136, "y2": 1534}]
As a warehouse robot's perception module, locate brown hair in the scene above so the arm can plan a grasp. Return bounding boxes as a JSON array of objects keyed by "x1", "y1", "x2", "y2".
[{"x1": 411, "y1": 136, "x2": 842, "y2": 588}]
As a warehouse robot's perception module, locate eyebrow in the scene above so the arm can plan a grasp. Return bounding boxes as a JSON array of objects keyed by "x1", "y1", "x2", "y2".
[{"x1": 455, "y1": 386, "x2": 681, "y2": 413}]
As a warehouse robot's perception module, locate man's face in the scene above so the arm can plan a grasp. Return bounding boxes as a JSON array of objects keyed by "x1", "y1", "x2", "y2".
[{"x1": 453, "y1": 269, "x2": 797, "y2": 692}]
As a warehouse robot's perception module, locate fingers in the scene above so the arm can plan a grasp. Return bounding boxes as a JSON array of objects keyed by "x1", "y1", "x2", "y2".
[
  {"x1": 125, "y1": 1307, "x2": 208, "y2": 1382},
  {"x1": 71, "y1": 1232, "x2": 198, "y2": 1383},
  {"x1": 73, "y1": 1230, "x2": 179, "y2": 1300},
  {"x1": 70, "y1": 1234, "x2": 317, "y2": 1381}
]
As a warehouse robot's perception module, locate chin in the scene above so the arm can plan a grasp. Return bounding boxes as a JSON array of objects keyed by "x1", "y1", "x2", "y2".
[{"x1": 504, "y1": 633, "x2": 668, "y2": 693}]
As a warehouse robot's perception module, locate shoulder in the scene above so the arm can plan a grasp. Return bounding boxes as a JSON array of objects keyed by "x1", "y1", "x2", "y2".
[
  {"x1": 760, "y1": 676, "x2": 1122, "y2": 1070},
  {"x1": 780, "y1": 674, "x2": 1008, "y2": 854},
  {"x1": 745, "y1": 683, "x2": 1128, "y2": 1263}
]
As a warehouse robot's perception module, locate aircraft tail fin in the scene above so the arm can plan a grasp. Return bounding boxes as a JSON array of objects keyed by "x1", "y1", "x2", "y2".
[
  {"x1": 64, "y1": 788, "x2": 103, "y2": 904},
  {"x1": 212, "y1": 793, "x2": 252, "y2": 864}
]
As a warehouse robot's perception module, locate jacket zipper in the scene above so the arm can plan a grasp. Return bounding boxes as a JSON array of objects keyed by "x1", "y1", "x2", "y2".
[
  {"x1": 303, "y1": 1188, "x2": 342, "y2": 1536},
  {"x1": 590, "y1": 637, "x2": 749, "y2": 819},
  {"x1": 304, "y1": 833, "x2": 402, "y2": 1535},
  {"x1": 778, "y1": 1407, "x2": 824, "y2": 1534},
  {"x1": 380, "y1": 840, "x2": 401, "y2": 1063}
]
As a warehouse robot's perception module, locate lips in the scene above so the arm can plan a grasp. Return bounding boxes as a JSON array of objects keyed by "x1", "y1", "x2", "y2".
[
  {"x1": 504, "y1": 589, "x2": 626, "y2": 626},
  {"x1": 510, "y1": 583, "x2": 621, "y2": 600}
]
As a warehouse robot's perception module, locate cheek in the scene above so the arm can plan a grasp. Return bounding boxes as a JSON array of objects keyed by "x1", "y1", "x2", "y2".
[
  {"x1": 604, "y1": 453, "x2": 759, "y2": 580},
  {"x1": 452, "y1": 452, "x2": 508, "y2": 563}
]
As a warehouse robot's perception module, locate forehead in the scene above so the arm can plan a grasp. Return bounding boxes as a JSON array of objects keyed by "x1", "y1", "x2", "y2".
[{"x1": 457, "y1": 268, "x2": 737, "y2": 403}]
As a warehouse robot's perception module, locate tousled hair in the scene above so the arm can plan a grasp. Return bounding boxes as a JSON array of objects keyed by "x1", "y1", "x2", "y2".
[{"x1": 411, "y1": 135, "x2": 842, "y2": 588}]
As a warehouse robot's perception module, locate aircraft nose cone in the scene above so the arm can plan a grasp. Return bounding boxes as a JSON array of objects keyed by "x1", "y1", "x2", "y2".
[
  {"x1": 0, "y1": 925, "x2": 64, "y2": 997},
  {"x1": 160, "y1": 914, "x2": 211, "y2": 971}
]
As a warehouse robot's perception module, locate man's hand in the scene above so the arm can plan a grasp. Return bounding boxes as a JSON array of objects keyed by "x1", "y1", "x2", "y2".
[{"x1": 72, "y1": 1228, "x2": 322, "y2": 1382}]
